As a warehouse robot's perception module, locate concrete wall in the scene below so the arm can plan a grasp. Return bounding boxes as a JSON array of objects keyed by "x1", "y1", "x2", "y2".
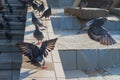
[{"x1": 59, "y1": 49, "x2": 120, "y2": 70}]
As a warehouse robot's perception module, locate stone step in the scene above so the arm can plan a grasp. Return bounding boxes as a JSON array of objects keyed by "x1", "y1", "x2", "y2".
[
  {"x1": 7, "y1": 22, "x2": 25, "y2": 26},
  {"x1": 0, "y1": 36, "x2": 23, "y2": 40},
  {"x1": 51, "y1": 16, "x2": 120, "y2": 31},
  {"x1": 4, "y1": 4, "x2": 25, "y2": 10},
  {"x1": 110, "y1": 8, "x2": 120, "y2": 16},
  {"x1": 0, "y1": 30, "x2": 24, "y2": 35},
  {"x1": 0, "y1": 47, "x2": 19, "y2": 53},
  {"x1": 0, "y1": 70, "x2": 20, "y2": 80},
  {"x1": 0, "y1": 10, "x2": 25, "y2": 15},
  {"x1": 3, "y1": 26, "x2": 25, "y2": 30},
  {"x1": 0, "y1": 40, "x2": 22, "y2": 53},
  {"x1": 0, "y1": 53, "x2": 21, "y2": 64}
]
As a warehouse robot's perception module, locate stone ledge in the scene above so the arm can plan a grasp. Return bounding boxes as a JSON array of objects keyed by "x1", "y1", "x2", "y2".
[
  {"x1": 64, "y1": 7, "x2": 109, "y2": 20},
  {"x1": 110, "y1": 8, "x2": 120, "y2": 16}
]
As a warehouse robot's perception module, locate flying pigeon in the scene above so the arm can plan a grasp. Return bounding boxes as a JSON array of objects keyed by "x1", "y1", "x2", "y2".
[
  {"x1": 16, "y1": 38, "x2": 58, "y2": 69},
  {"x1": 40, "y1": 6, "x2": 51, "y2": 20},
  {"x1": 82, "y1": 17, "x2": 116, "y2": 45},
  {"x1": 33, "y1": 24, "x2": 45, "y2": 45},
  {"x1": 79, "y1": 0, "x2": 88, "y2": 9}
]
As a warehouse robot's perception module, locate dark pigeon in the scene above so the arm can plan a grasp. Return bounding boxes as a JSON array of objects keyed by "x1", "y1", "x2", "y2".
[
  {"x1": 16, "y1": 38, "x2": 58, "y2": 69},
  {"x1": 5, "y1": 22, "x2": 11, "y2": 31},
  {"x1": 40, "y1": 6, "x2": 51, "y2": 20},
  {"x1": 2, "y1": 12, "x2": 11, "y2": 22},
  {"x1": 31, "y1": 1, "x2": 38, "y2": 11},
  {"x1": 5, "y1": 0, "x2": 13, "y2": 13},
  {"x1": 37, "y1": 1, "x2": 45, "y2": 13},
  {"x1": 83, "y1": 17, "x2": 116, "y2": 45},
  {"x1": 0, "y1": 19, "x2": 4, "y2": 30},
  {"x1": 33, "y1": 24, "x2": 45, "y2": 45},
  {"x1": 106, "y1": 0, "x2": 114, "y2": 10},
  {"x1": 17, "y1": 16, "x2": 26, "y2": 22},
  {"x1": 79, "y1": 0, "x2": 88, "y2": 9},
  {"x1": 5, "y1": 31, "x2": 12, "y2": 42}
]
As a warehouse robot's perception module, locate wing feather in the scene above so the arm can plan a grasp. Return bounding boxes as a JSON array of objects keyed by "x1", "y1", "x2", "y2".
[
  {"x1": 88, "y1": 27, "x2": 116, "y2": 45},
  {"x1": 16, "y1": 42, "x2": 40, "y2": 60},
  {"x1": 39, "y1": 38, "x2": 58, "y2": 57}
]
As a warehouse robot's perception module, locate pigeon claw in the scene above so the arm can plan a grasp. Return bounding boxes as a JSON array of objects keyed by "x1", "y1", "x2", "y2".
[
  {"x1": 41, "y1": 66, "x2": 47, "y2": 69},
  {"x1": 36, "y1": 41, "x2": 42, "y2": 45}
]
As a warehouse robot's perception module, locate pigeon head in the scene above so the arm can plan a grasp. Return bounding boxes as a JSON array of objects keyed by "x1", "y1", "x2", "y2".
[
  {"x1": 82, "y1": 19, "x2": 94, "y2": 31},
  {"x1": 82, "y1": 17, "x2": 108, "y2": 31}
]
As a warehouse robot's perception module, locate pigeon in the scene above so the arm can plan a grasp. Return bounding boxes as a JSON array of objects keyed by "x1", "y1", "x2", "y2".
[
  {"x1": 5, "y1": 31, "x2": 12, "y2": 42},
  {"x1": 40, "y1": 6, "x2": 51, "y2": 20},
  {"x1": 0, "y1": 18, "x2": 4, "y2": 30},
  {"x1": 82, "y1": 17, "x2": 116, "y2": 45},
  {"x1": 5, "y1": 0, "x2": 13, "y2": 13},
  {"x1": 17, "y1": 16, "x2": 26, "y2": 22},
  {"x1": 0, "y1": 2, "x2": 4, "y2": 10},
  {"x1": 33, "y1": 24, "x2": 45, "y2": 45},
  {"x1": 106, "y1": 0, "x2": 114, "y2": 10},
  {"x1": 5, "y1": 22, "x2": 11, "y2": 31},
  {"x1": 16, "y1": 38, "x2": 58, "y2": 69},
  {"x1": 31, "y1": 1, "x2": 38, "y2": 11},
  {"x1": 31, "y1": 12, "x2": 46, "y2": 27},
  {"x1": 37, "y1": 1, "x2": 45, "y2": 14},
  {"x1": 79, "y1": 0, "x2": 88, "y2": 9},
  {"x1": 2, "y1": 12, "x2": 11, "y2": 22}
]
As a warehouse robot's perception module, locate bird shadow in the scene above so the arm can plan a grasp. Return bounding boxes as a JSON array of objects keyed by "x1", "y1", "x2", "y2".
[
  {"x1": 20, "y1": 69, "x2": 38, "y2": 80},
  {"x1": 25, "y1": 30, "x2": 34, "y2": 35}
]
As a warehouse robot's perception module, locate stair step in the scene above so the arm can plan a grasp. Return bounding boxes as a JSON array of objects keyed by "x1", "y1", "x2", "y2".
[
  {"x1": 0, "y1": 36, "x2": 24, "y2": 40},
  {"x1": 0, "y1": 30, "x2": 24, "y2": 34},
  {"x1": 5, "y1": 26, "x2": 25, "y2": 30},
  {"x1": 3, "y1": 4, "x2": 25, "y2": 10},
  {"x1": 4, "y1": 4, "x2": 23, "y2": 7},
  {"x1": 0, "y1": 10, "x2": 26, "y2": 15},
  {"x1": 8, "y1": 22, "x2": 25, "y2": 26},
  {"x1": 0, "y1": 53, "x2": 21, "y2": 63}
]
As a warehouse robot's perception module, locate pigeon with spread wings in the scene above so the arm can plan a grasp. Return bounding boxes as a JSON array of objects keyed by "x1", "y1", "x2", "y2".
[
  {"x1": 83, "y1": 17, "x2": 116, "y2": 45},
  {"x1": 16, "y1": 38, "x2": 58, "y2": 69}
]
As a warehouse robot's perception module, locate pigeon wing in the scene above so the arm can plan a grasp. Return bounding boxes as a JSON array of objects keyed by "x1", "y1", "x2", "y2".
[
  {"x1": 16, "y1": 42, "x2": 40, "y2": 61},
  {"x1": 88, "y1": 26, "x2": 116, "y2": 45},
  {"x1": 39, "y1": 38, "x2": 58, "y2": 57}
]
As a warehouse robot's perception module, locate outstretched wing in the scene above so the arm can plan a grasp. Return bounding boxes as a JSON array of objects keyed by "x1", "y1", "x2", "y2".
[
  {"x1": 88, "y1": 26, "x2": 116, "y2": 45},
  {"x1": 39, "y1": 38, "x2": 58, "y2": 57},
  {"x1": 16, "y1": 42, "x2": 40, "y2": 61}
]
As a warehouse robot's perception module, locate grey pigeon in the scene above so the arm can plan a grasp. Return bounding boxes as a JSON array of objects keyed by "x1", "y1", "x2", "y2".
[
  {"x1": 79, "y1": 0, "x2": 88, "y2": 9},
  {"x1": 33, "y1": 24, "x2": 45, "y2": 45},
  {"x1": 16, "y1": 38, "x2": 58, "y2": 69},
  {"x1": 31, "y1": 12, "x2": 46, "y2": 27},
  {"x1": 83, "y1": 17, "x2": 116, "y2": 45}
]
